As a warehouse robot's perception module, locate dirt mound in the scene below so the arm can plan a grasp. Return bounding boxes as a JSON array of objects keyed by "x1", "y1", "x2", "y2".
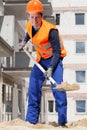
[
  {"x1": 0, "y1": 118, "x2": 54, "y2": 129},
  {"x1": 68, "y1": 118, "x2": 87, "y2": 128},
  {"x1": 0, "y1": 118, "x2": 87, "y2": 130}
]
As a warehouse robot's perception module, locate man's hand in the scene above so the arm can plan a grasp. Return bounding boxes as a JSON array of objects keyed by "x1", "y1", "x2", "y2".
[
  {"x1": 19, "y1": 41, "x2": 26, "y2": 51},
  {"x1": 45, "y1": 67, "x2": 52, "y2": 79}
]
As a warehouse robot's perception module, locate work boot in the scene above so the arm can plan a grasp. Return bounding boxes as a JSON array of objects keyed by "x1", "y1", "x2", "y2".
[{"x1": 58, "y1": 124, "x2": 68, "y2": 128}]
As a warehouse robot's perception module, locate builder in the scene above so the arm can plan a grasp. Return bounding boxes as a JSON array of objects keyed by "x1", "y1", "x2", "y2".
[{"x1": 19, "y1": 0, "x2": 67, "y2": 127}]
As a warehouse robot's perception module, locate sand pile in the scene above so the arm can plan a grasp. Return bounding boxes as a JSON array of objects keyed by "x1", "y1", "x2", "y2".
[
  {"x1": 68, "y1": 118, "x2": 87, "y2": 128},
  {"x1": 0, "y1": 118, "x2": 54, "y2": 128},
  {"x1": 0, "y1": 118, "x2": 87, "y2": 130}
]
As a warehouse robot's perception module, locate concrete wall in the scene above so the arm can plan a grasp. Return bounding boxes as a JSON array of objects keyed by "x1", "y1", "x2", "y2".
[
  {"x1": 51, "y1": 0, "x2": 87, "y2": 7},
  {"x1": 67, "y1": 97, "x2": 87, "y2": 122},
  {"x1": 1, "y1": 16, "x2": 15, "y2": 47}
]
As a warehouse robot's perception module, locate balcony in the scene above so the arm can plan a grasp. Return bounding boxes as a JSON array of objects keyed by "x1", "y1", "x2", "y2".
[{"x1": 3, "y1": 0, "x2": 53, "y2": 20}]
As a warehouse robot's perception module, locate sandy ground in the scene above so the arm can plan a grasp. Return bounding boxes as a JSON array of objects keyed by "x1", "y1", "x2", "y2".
[{"x1": 0, "y1": 118, "x2": 87, "y2": 130}]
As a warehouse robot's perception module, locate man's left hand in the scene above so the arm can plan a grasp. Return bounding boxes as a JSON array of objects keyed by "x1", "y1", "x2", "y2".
[{"x1": 45, "y1": 67, "x2": 52, "y2": 79}]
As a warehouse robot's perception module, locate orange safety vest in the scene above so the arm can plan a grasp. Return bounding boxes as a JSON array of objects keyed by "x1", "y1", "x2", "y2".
[{"x1": 26, "y1": 20, "x2": 67, "y2": 62}]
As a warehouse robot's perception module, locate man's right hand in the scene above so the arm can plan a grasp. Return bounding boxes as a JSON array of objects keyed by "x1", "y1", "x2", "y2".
[{"x1": 19, "y1": 41, "x2": 26, "y2": 51}]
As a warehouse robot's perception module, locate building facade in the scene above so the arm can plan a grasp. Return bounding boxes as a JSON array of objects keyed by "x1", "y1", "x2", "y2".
[{"x1": 44, "y1": 0, "x2": 87, "y2": 123}]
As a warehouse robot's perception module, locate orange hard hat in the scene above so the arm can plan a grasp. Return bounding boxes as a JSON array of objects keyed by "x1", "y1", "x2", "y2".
[{"x1": 26, "y1": 0, "x2": 43, "y2": 13}]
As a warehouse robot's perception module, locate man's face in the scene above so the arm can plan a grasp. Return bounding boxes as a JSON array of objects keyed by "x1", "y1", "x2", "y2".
[{"x1": 28, "y1": 12, "x2": 43, "y2": 28}]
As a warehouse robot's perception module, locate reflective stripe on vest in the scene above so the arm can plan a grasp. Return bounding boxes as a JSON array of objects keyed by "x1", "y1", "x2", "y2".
[
  {"x1": 33, "y1": 42, "x2": 51, "y2": 50},
  {"x1": 39, "y1": 51, "x2": 53, "y2": 56},
  {"x1": 34, "y1": 41, "x2": 65, "y2": 57}
]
